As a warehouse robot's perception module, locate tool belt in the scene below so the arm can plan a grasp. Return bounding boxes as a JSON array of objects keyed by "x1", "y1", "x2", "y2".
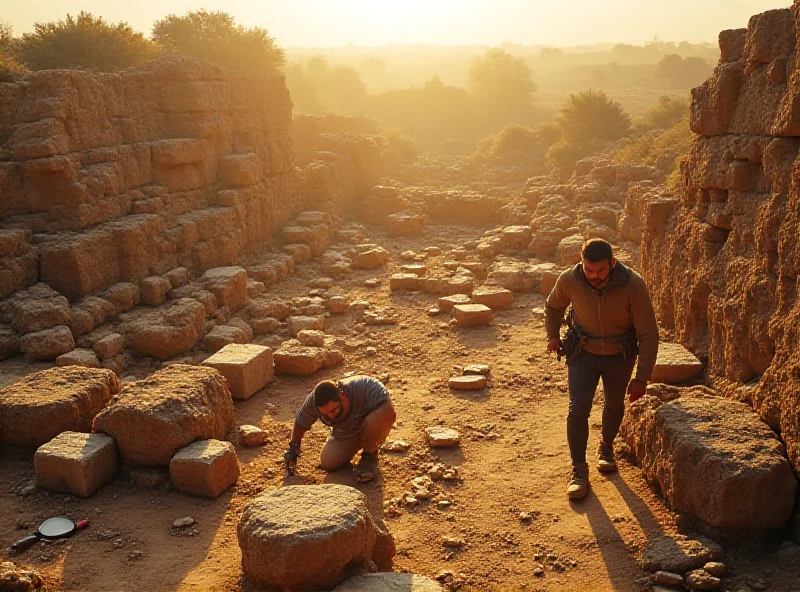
[{"x1": 557, "y1": 308, "x2": 638, "y2": 365}]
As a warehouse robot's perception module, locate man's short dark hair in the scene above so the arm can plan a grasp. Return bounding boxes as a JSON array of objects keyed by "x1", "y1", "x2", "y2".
[
  {"x1": 313, "y1": 380, "x2": 340, "y2": 407},
  {"x1": 581, "y1": 239, "x2": 614, "y2": 263}
]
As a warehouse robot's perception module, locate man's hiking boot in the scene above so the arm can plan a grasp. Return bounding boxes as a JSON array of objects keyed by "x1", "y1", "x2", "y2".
[
  {"x1": 354, "y1": 451, "x2": 378, "y2": 483},
  {"x1": 567, "y1": 464, "x2": 589, "y2": 500},
  {"x1": 596, "y1": 442, "x2": 617, "y2": 473}
]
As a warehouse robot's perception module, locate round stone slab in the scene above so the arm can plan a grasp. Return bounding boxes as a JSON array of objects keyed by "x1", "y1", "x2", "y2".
[
  {"x1": 448, "y1": 375, "x2": 487, "y2": 390},
  {"x1": 332, "y1": 573, "x2": 444, "y2": 591},
  {"x1": 237, "y1": 484, "x2": 377, "y2": 591}
]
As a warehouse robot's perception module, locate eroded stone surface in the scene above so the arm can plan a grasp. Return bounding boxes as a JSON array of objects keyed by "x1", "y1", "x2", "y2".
[
  {"x1": 237, "y1": 484, "x2": 388, "y2": 591},
  {"x1": 93, "y1": 365, "x2": 234, "y2": 466},
  {"x1": 622, "y1": 388, "x2": 797, "y2": 529},
  {"x1": 35, "y1": 431, "x2": 117, "y2": 497},
  {"x1": 0, "y1": 367, "x2": 120, "y2": 447}
]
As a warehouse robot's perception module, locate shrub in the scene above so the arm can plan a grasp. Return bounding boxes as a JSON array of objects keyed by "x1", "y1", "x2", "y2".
[
  {"x1": 152, "y1": 10, "x2": 284, "y2": 73},
  {"x1": 18, "y1": 11, "x2": 159, "y2": 71},
  {"x1": 557, "y1": 89, "x2": 631, "y2": 143},
  {"x1": 610, "y1": 109, "x2": 694, "y2": 177},
  {"x1": 380, "y1": 127, "x2": 418, "y2": 163},
  {"x1": 0, "y1": 54, "x2": 28, "y2": 82}
]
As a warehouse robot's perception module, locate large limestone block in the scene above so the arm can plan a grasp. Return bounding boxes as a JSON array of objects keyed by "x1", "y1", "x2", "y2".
[
  {"x1": 621, "y1": 389, "x2": 797, "y2": 529},
  {"x1": 169, "y1": 439, "x2": 239, "y2": 498},
  {"x1": 35, "y1": 431, "x2": 117, "y2": 497},
  {"x1": 39, "y1": 232, "x2": 119, "y2": 300},
  {"x1": 202, "y1": 344, "x2": 273, "y2": 400},
  {"x1": 642, "y1": 535, "x2": 724, "y2": 573},
  {"x1": 283, "y1": 225, "x2": 315, "y2": 244},
  {"x1": 274, "y1": 344, "x2": 325, "y2": 375},
  {"x1": 437, "y1": 294, "x2": 471, "y2": 312},
  {"x1": 125, "y1": 298, "x2": 206, "y2": 360},
  {"x1": 453, "y1": 304, "x2": 493, "y2": 327},
  {"x1": 470, "y1": 287, "x2": 513, "y2": 309},
  {"x1": 140, "y1": 276, "x2": 171, "y2": 306},
  {"x1": 387, "y1": 213, "x2": 426, "y2": 237},
  {"x1": 8, "y1": 283, "x2": 71, "y2": 335},
  {"x1": 19, "y1": 325, "x2": 75, "y2": 361},
  {"x1": 557, "y1": 234, "x2": 585, "y2": 265},
  {"x1": 56, "y1": 349, "x2": 100, "y2": 368},
  {"x1": 389, "y1": 273, "x2": 422, "y2": 291},
  {"x1": 218, "y1": 153, "x2": 260, "y2": 187},
  {"x1": 93, "y1": 365, "x2": 234, "y2": 467},
  {"x1": 333, "y1": 574, "x2": 443, "y2": 592},
  {"x1": 202, "y1": 325, "x2": 249, "y2": 352},
  {"x1": 353, "y1": 246, "x2": 389, "y2": 270},
  {"x1": 0, "y1": 367, "x2": 120, "y2": 447},
  {"x1": 0, "y1": 325, "x2": 20, "y2": 360},
  {"x1": 649, "y1": 342, "x2": 704, "y2": 384},
  {"x1": 202, "y1": 267, "x2": 248, "y2": 311},
  {"x1": 287, "y1": 315, "x2": 325, "y2": 337},
  {"x1": 93, "y1": 333, "x2": 124, "y2": 361},
  {"x1": 237, "y1": 485, "x2": 381, "y2": 591}
]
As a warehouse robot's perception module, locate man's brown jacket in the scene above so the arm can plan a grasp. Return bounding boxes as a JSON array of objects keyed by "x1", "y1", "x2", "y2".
[{"x1": 544, "y1": 261, "x2": 659, "y2": 381}]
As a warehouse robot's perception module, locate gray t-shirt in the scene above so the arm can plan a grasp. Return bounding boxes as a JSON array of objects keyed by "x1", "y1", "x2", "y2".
[{"x1": 295, "y1": 375, "x2": 390, "y2": 440}]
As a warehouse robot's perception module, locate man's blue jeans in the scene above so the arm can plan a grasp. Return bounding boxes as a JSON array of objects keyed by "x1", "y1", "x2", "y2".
[{"x1": 567, "y1": 351, "x2": 636, "y2": 466}]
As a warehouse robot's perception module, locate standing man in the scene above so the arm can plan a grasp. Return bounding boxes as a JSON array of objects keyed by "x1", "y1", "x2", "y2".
[
  {"x1": 284, "y1": 375, "x2": 396, "y2": 483},
  {"x1": 545, "y1": 239, "x2": 659, "y2": 500}
]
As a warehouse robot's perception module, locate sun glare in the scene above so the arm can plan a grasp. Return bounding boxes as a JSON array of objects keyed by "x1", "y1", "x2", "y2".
[{"x1": 330, "y1": 0, "x2": 474, "y2": 45}]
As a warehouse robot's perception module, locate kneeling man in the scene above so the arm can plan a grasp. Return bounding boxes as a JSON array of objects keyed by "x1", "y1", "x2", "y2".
[{"x1": 284, "y1": 375, "x2": 396, "y2": 483}]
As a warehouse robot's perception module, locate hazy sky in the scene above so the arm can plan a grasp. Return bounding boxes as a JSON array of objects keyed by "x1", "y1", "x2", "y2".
[{"x1": 1, "y1": 0, "x2": 791, "y2": 47}]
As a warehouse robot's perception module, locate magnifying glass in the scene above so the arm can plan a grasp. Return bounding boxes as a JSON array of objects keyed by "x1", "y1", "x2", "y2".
[{"x1": 10, "y1": 517, "x2": 89, "y2": 553}]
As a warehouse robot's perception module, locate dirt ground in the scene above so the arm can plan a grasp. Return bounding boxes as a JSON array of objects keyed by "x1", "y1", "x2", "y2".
[{"x1": 1, "y1": 173, "x2": 798, "y2": 592}]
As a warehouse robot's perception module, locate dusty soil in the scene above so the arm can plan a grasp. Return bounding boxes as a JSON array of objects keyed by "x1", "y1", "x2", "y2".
[{"x1": 0, "y1": 171, "x2": 797, "y2": 592}]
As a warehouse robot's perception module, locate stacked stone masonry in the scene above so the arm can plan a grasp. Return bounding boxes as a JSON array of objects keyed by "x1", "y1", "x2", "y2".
[
  {"x1": 0, "y1": 56, "x2": 383, "y2": 364},
  {"x1": 638, "y1": 3, "x2": 800, "y2": 475},
  {"x1": 0, "y1": 57, "x2": 381, "y2": 302}
]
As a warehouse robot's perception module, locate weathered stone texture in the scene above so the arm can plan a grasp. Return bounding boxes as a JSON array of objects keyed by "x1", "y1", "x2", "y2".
[
  {"x1": 639, "y1": 5, "x2": 800, "y2": 477},
  {"x1": 621, "y1": 388, "x2": 796, "y2": 530},
  {"x1": 237, "y1": 485, "x2": 388, "y2": 591},
  {"x1": 202, "y1": 343, "x2": 273, "y2": 399},
  {"x1": 0, "y1": 57, "x2": 381, "y2": 306},
  {"x1": 0, "y1": 367, "x2": 120, "y2": 447},
  {"x1": 169, "y1": 439, "x2": 239, "y2": 498},
  {"x1": 92, "y1": 364, "x2": 234, "y2": 466},
  {"x1": 35, "y1": 431, "x2": 117, "y2": 497}
]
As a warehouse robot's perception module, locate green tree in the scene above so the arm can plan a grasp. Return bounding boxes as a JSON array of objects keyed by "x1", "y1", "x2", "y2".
[
  {"x1": 546, "y1": 90, "x2": 631, "y2": 175},
  {"x1": 151, "y1": 10, "x2": 284, "y2": 73},
  {"x1": 0, "y1": 20, "x2": 15, "y2": 56},
  {"x1": 18, "y1": 12, "x2": 159, "y2": 71},
  {"x1": 288, "y1": 56, "x2": 368, "y2": 113},
  {"x1": 0, "y1": 20, "x2": 27, "y2": 81},
  {"x1": 638, "y1": 95, "x2": 688, "y2": 131},
  {"x1": 285, "y1": 61, "x2": 328, "y2": 113},
  {"x1": 468, "y1": 48, "x2": 537, "y2": 120},
  {"x1": 655, "y1": 54, "x2": 712, "y2": 86},
  {"x1": 556, "y1": 89, "x2": 631, "y2": 144}
]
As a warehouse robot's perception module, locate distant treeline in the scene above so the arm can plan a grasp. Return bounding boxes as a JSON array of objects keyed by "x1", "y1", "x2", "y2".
[{"x1": 0, "y1": 10, "x2": 705, "y2": 171}]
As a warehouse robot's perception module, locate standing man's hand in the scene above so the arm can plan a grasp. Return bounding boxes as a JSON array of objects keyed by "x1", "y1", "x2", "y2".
[
  {"x1": 547, "y1": 337, "x2": 560, "y2": 354},
  {"x1": 627, "y1": 379, "x2": 647, "y2": 403}
]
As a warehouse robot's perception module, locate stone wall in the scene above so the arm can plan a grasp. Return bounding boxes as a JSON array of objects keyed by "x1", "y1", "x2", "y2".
[
  {"x1": 639, "y1": 4, "x2": 800, "y2": 473},
  {"x1": 0, "y1": 57, "x2": 378, "y2": 302}
]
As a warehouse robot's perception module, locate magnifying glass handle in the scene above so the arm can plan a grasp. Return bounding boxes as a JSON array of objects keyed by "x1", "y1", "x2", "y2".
[
  {"x1": 76, "y1": 520, "x2": 90, "y2": 530},
  {"x1": 10, "y1": 535, "x2": 40, "y2": 553}
]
